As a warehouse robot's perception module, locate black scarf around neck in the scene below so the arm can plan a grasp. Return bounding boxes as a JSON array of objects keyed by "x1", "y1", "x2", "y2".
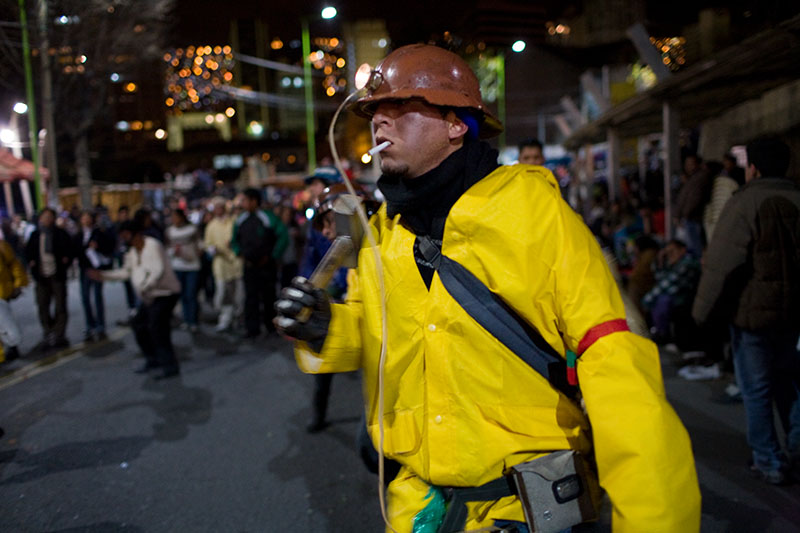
[
  {"x1": 377, "y1": 138, "x2": 499, "y2": 288},
  {"x1": 377, "y1": 138, "x2": 499, "y2": 239}
]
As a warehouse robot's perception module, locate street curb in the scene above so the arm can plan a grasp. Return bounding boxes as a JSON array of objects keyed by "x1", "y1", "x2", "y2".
[{"x1": 0, "y1": 327, "x2": 129, "y2": 391}]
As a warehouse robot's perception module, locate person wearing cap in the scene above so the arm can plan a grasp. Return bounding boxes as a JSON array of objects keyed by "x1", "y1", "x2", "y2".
[
  {"x1": 300, "y1": 166, "x2": 345, "y2": 297},
  {"x1": 304, "y1": 165, "x2": 342, "y2": 205},
  {"x1": 301, "y1": 183, "x2": 378, "y2": 433},
  {"x1": 276, "y1": 44, "x2": 699, "y2": 532}
]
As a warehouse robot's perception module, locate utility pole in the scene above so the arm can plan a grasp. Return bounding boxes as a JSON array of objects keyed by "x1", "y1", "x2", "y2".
[
  {"x1": 301, "y1": 17, "x2": 316, "y2": 172},
  {"x1": 18, "y1": 0, "x2": 43, "y2": 209},
  {"x1": 39, "y1": 0, "x2": 59, "y2": 206}
]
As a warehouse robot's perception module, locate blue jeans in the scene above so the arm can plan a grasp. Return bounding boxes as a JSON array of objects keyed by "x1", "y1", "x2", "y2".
[
  {"x1": 79, "y1": 269, "x2": 105, "y2": 335},
  {"x1": 730, "y1": 325, "x2": 800, "y2": 471},
  {"x1": 175, "y1": 270, "x2": 199, "y2": 326}
]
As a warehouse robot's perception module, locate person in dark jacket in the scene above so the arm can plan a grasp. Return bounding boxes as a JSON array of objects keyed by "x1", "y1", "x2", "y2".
[
  {"x1": 73, "y1": 210, "x2": 115, "y2": 342},
  {"x1": 25, "y1": 207, "x2": 74, "y2": 350},
  {"x1": 231, "y1": 188, "x2": 288, "y2": 339},
  {"x1": 675, "y1": 154, "x2": 712, "y2": 259},
  {"x1": 692, "y1": 137, "x2": 800, "y2": 485}
]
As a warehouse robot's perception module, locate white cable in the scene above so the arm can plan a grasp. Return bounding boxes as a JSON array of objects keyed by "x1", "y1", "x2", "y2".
[{"x1": 327, "y1": 91, "x2": 397, "y2": 533}]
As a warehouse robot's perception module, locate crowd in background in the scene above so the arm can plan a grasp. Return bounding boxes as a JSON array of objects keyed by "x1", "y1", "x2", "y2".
[
  {"x1": 0, "y1": 136, "x2": 798, "y2": 482},
  {"x1": 0, "y1": 142, "x2": 786, "y2": 382}
]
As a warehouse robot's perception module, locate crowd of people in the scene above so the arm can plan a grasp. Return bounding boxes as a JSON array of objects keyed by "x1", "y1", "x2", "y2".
[
  {"x1": 579, "y1": 136, "x2": 799, "y2": 485},
  {"x1": 0, "y1": 131, "x2": 797, "y2": 490},
  {"x1": 0, "y1": 166, "x2": 349, "y2": 368}
]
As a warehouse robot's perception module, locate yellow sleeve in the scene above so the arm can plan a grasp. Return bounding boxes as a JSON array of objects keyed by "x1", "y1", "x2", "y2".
[
  {"x1": 579, "y1": 334, "x2": 700, "y2": 531},
  {"x1": 553, "y1": 199, "x2": 701, "y2": 531},
  {"x1": 11, "y1": 253, "x2": 28, "y2": 289},
  {"x1": 294, "y1": 268, "x2": 363, "y2": 374},
  {"x1": 1, "y1": 242, "x2": 27, "y2": 289}
]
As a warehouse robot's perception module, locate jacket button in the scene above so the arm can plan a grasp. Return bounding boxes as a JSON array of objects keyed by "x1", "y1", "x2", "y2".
[
  {"x1": 428, "y1": 324, "x2": 436, "y2": 332},
  {"x1": 434, "y1": 415, "x2": 442, "y2": 424}
]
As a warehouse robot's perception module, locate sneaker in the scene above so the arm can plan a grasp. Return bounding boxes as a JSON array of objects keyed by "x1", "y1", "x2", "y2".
[
  {"x1": 134, "y1": 362, "x2": 161, "y2": 374},
  {"x1": 678, "y1": 363, "x2": 721, "y2": 381},
  {"x1": 681, "y1": 350, "x2": 706, "y2": 361},
  {"x1": 663, "y1": 343, "x2": 680, "y2": 354},
  {"x1": 32, "y1": 339, "x2": 52, "y2": 353},
  {"x1": 51, "y1": 337, "x2": 70, "y2": 350},
  {"x1": 154, "y1": 368, "x2": 180, "y2": 380},
  {"x1": 4, "y1": 346, "x2": 19, "y2": 362},
  {"x1": 750, "y1": 463, "x2": 786, "y2": 485},
  {"x1": 725, "y1": 383, "x2": 742, "y2": 399},
  {"x1": 307, "y1": 420, "x2": 330, "y2": 434}
]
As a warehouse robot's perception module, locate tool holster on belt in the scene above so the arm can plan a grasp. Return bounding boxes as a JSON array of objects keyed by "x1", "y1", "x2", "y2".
[{"x1": 437, "y1": 451, "x2": 598, "y2": 533}]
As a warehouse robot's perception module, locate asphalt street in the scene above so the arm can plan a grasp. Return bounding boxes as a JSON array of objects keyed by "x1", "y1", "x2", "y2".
[{"x1": 1, "y1": 278, "x2": 799, "y2": 532}]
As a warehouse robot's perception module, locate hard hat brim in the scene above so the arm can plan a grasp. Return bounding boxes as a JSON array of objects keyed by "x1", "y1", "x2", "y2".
[{"x1": 350, "y1": 92, "x2": 503, "y2": 140}]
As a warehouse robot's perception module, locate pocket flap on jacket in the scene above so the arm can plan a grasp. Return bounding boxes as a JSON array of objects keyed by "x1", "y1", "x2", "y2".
[{"x1": 370, "y1": 410, "x2": 419, "y2": 456}]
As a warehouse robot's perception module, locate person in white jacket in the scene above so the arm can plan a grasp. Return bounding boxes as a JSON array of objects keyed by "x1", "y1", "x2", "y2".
[{"x1": 90, "y1": 220, "x2": 181, "y2": 379}]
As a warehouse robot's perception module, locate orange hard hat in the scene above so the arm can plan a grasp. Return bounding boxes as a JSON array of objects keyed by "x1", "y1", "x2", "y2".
[{"x1": 351, "y1": 44, "x2": 503, "y2": 139}]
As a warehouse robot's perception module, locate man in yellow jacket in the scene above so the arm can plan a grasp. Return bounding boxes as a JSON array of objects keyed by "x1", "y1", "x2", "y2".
[{"x1": 276, "y1": 44, "x2": 700, "y2": 532}]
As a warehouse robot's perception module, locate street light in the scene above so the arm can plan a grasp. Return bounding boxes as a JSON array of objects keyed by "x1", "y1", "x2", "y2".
[
  {"x1": 511, "y1": 40, "x2": 526, "y2": 53},
  {"x1": 302, "y1": 6, "x2": 337, "y2": 172},
  {"x1": 0, "y1": 128, "x2": 17, "y2": 145},
  {"x1": 2, "y1": 102, "x2": 29, "y2": 158}
]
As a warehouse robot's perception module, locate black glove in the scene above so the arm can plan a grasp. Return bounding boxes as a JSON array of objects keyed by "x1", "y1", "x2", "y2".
[{"x1": 274, "y1": 276, "x2": 331, "y2": 352}]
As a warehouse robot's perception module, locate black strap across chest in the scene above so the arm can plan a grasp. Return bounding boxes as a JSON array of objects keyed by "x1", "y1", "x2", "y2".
[{"x1": 416, "y1": 235, "x2": 576, "y2": 400}]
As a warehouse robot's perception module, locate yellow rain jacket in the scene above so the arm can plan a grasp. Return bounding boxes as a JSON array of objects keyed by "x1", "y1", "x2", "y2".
[{"x1": 296, "y1": 165, "x2": 700, "y2": 532}]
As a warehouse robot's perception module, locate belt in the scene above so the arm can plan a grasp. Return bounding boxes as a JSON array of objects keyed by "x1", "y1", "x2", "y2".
[{"x1": 438, "y1": 475, "x2": 518, "y2": 533}]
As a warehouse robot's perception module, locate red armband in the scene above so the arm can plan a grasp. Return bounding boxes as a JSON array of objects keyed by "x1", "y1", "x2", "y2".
[{"x1": 577, "y1": 319, "x2": 630, "y2": 356}]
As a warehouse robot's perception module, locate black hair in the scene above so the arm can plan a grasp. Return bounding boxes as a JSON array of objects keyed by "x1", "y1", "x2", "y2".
[
  {"x1": 667, "y1": 238, "x2": 687, "y2": 249},
  {"x1": 172, "y1": 208, "x2": 188, "y2": 223},
  {"x1": 518, "y1": 138, "x2": 543, "y2": 153},
  {"x1": 243, "y1": 188, "x2": 262, "y2": 204},
  {"x1": 746, "y1": 137, "x2": 790, "y2": 178},
  {"x1": 635, "y1": 235, "x2": 659, "y2": 252},
  {"x1": 39, "y1": 207, "x2": 56, "y2": 218},
  {"x1": 118, "y1": 205, "x2": 129, "y2": 213},
  {"x1": 704, "y1": 160, "x2": 723, "y2": 178}
]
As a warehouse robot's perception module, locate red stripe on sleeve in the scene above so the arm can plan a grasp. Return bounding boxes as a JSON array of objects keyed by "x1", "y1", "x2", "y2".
[{"x1": 577, "y1": 319, "x2": 630, "y2": 356}]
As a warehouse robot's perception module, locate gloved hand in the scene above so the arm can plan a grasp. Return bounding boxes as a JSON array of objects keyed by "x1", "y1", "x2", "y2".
[{"x1": 274, "y1": 276, "x2": 331, "y2": 352}]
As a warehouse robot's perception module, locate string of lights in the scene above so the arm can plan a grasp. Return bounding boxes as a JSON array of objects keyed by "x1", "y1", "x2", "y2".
[{"x1": 163, "y1": 45, "x2": 236, "y2": 113}]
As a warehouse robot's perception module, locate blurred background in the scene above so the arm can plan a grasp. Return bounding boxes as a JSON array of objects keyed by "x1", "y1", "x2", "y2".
[{"x1": 0, "y1": 0, "x2": 797, "y2": 217}]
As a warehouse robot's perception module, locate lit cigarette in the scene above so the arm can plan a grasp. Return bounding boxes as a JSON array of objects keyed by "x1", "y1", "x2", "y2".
[{"x1": 368, "y1": 141, "x2": 391, "y2": 155}]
